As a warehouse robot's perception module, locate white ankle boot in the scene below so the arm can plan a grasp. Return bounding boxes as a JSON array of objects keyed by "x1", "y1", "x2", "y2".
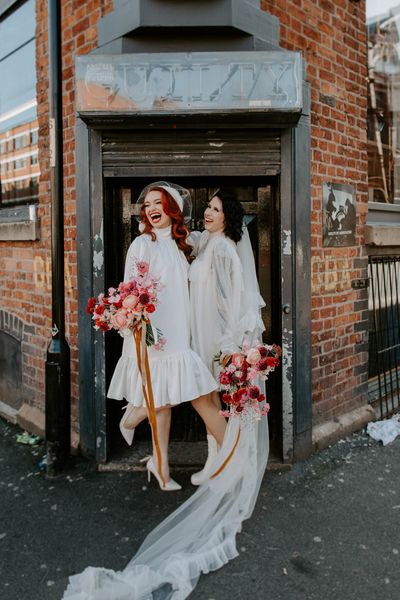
[{"x1": 191, "y1": 435, "x2": 219, "y2": 486}]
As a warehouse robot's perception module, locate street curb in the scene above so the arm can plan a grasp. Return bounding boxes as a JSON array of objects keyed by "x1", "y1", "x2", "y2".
[{"x1": 312, "y1": 404, "x2": 376, "y2": 452}]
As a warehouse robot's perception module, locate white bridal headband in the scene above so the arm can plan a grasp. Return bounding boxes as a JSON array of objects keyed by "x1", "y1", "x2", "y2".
[{"x1": 137, "y1": 181, "x2": 192, "y2": 224}]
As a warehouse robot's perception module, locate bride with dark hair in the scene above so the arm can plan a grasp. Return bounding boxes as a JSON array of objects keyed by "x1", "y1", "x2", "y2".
[
  {"x1": 189, "y1": 188, "x2": 266, "y2": 485},
  {"x1": 63, "y1": 185, "x2": 269, "y2": 600}
]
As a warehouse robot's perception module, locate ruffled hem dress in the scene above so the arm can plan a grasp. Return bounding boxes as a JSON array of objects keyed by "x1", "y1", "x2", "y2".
[{"x1": 107, "y1": 226, "x2": 217, "y2": 408}]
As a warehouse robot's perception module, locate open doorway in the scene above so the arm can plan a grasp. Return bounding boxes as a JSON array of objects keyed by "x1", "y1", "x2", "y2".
[{"x1": 103, "y1": 177, "x2": 282, "y2": 463}]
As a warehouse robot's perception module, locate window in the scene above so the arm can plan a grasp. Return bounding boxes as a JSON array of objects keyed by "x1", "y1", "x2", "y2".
[
  {"x1": 0, "y1": 0, "x2": 38, "y2": 206},
  {"x1": 367, "y1": 1, "x2": 400, "y2": 204},
  {"x1": 30, "y1": 130, "x2": 38, "y2": 145}
]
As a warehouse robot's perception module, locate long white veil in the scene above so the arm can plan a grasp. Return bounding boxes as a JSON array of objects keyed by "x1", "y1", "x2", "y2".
[{"x1": 63, "y1": 226, "x2": 269, "y2": 600}]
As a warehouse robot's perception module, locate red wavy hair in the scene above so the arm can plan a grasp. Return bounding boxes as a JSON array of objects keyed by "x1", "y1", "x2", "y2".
[{"x1": 140, "y1": 187, "x2": 193, "y2": 262}]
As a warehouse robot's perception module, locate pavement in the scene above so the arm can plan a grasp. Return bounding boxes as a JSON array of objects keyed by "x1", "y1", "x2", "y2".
[{"x1": 1, "y1": 416, "x2": 399, "y2": 600}]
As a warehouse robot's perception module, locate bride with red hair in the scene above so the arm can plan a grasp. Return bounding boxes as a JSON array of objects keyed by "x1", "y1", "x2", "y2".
[
  {"x1": 64, "y1": 184, "x2": 268, "y2": 600},
  {"x1": 107, "y1": 182, "x2": 225, "y2": 490}
]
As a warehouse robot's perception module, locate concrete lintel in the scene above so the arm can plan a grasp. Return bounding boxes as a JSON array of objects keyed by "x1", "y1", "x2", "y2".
[
  {"x1": 98, "y1": 0, "x2": 280, "y2": 49},
  {"x1": 312, "y1": 404, "x2": 376, "y2": 453},
  {"x1": 365, "y1": 224, "x2": 400, "y2": 247},
  {"x1": 0, "y1": 220, "x2": 40, "y2": 241}
]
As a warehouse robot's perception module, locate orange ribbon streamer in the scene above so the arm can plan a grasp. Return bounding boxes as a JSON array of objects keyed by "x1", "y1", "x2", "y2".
[
  {"x1": 134, "y1": 323, "x2": 164, "y2": 487},
  {"x1": 210, "y1": 426, "x2": 241, "y2": 479}
]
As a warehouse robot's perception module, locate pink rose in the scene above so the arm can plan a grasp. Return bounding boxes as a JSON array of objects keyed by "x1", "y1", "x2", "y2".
[
  {"x1": 246, "y1": 348, "x2": 261, "y2": 365},
  {"x1": 111, "y1": 309, "x2": 128, "y2": 329},
  {"x1": 122, "y1": 294, "x2": 139, "y2": 309}
]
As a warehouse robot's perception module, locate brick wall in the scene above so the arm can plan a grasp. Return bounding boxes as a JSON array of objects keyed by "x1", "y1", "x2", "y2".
[
  {"x1": 262, "y1": 0, "x2": 369, "y2": 424},
  {"x1": 0, "y1": 0, "x2": 113, "y2": 427},
  {"x1": 0, "y1": 0, "x2": 369, "y2": 437}
]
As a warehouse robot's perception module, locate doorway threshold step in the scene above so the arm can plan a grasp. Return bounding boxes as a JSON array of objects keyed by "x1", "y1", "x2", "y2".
[{"x1": 97, "y1": 441, "x2": 291, "y2": 473}]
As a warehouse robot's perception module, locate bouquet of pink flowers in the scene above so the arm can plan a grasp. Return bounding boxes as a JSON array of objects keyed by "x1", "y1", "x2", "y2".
[
  {"x1": 86, "y1": 260, "x2": 166, "y2": 350},
  {"x1": 218, "y1": 342, "x2": 281, "y2": 418}
]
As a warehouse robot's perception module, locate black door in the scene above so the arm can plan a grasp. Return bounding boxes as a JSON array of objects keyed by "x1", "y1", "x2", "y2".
[{"x1": 104, "y1": 177, "x2": 282, "y2": 460}]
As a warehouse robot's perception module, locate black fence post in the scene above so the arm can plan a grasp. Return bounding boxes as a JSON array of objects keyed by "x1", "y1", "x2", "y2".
[{"x1": 45, "y1": 0, "x2": 71, "y2": 475}]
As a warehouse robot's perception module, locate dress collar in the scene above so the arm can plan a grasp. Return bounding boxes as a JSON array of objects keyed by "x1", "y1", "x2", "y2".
[{"x1": 153, "y1": 225, "x2": 172, "y2": 239}]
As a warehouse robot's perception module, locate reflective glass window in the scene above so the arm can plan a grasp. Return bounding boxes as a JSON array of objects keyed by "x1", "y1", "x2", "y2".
[
  {"x1": 367, "y1": 0, "x2": 400, "y2": 203},
  {"x1": 0, "y1": 0, "x2": 39, "y2": 206}
]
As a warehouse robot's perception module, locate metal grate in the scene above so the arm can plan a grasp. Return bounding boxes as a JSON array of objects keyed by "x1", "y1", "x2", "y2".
[{"x1": 368, "y1": 256, "x2": 400, "y2": 418}]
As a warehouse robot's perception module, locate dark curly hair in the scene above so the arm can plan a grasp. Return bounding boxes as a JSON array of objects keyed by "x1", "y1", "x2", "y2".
[{"x1": 211, "y1": 188, "x2": 244, "y2": 243}]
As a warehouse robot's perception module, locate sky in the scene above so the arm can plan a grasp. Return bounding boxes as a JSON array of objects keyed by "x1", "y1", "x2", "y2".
[{"x1": 367, "y1": 0, "x2": 400, "y2": 18}]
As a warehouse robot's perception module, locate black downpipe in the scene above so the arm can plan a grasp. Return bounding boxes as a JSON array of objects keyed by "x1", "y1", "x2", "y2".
[{"x1": 45, "y1": 0, "x2": 71, "y2": 475}]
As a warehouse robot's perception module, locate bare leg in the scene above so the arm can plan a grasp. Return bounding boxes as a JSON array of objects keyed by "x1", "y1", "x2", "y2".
[
  {"x1": 192, "y1": 393, "x2": 226, "y2": 446},
  {"x1": 203, "y1": 391, "x2": 222, "y2": 435},
  {"x1": 152, "y1": 406, "x2": 171, "y2": 482}
]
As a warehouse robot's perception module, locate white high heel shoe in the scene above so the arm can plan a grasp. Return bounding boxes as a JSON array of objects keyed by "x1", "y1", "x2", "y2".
[
  {"x1": 119, "y1": 404, "x2": 136, "y2": 446},
  {"x1": 142, "y1": 456, "x2": 182, "y2": 491},
  {"x1": 191, "y1": 434, "x2": 219, "y2": 486}
]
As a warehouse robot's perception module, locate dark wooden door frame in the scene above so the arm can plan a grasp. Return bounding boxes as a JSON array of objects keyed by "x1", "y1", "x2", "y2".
[{"x1": 75, "y1": 106, "x2": 311, "y2": 463}]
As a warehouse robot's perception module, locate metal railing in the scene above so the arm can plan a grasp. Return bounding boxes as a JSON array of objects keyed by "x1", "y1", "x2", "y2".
[{"x1": 368, "y1": 255, "x2": 400, "y2": 418}]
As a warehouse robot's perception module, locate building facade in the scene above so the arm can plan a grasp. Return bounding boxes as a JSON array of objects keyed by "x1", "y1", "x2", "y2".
[{"x1": 0, "y1": 0, "x2": 398, "y2": 466}]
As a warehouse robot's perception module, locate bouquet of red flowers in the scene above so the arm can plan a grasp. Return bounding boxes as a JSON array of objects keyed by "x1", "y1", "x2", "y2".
[
  {"x1": 218, "y1": 342, "x2": 281, "y2": 418},
  {"x1": 86, "y1": 260, "x2": 166, "y2": 350}
]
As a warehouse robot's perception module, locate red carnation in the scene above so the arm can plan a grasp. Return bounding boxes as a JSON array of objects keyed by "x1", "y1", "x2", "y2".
[
  {"x1": 257, "y1": 393, "x2": 266, "y2": 403},
  {"x1": 146, "y1": 303, "x2": 156, "y2": 314},
  {"x1": 219, "y1": 372, "x2": 231, "y2": 386},
  {"x1": 139, "y1": 292, "x2": 150, "y2": 305},
  {"x1": 266, "y1": 356, "x2": 280, "y2": 367},
  {"x1": 258, "y1": 346, "x2": 268, "y2": 357},
  {"x1": 248, "y1": 385, "x2": 260, "y2": 399},
  {"x1": 95, "y1": 319, "x2": 110, "y2": 332},
  {"x1": 94, "y1": 305, "x2": 105, "y2": 316},
  {"x1": 222, "y1": 393, "x2": 233, "y2": 405},
  {"x1": 239, "y1": 369, "x2": 248, "y2": 383},
  {"x1": 86, "y1": 297, "x2": 96, "y2": 314},
  {"x1": 258, "y1": 359, "x2": 269, "y2": 371}
]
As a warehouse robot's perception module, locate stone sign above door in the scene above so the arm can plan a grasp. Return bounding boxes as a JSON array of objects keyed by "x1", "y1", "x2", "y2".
[{"x1": 75, "y1": 51, "x2": 303, "y2": 116}]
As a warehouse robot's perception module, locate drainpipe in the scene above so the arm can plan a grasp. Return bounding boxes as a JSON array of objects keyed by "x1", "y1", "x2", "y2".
[{"x1": 45, "y1": 0, "x2": 71, "y2": 475}]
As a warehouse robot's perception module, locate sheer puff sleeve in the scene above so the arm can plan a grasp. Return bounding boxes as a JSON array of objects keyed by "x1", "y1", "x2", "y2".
[
  {"x1": 124, "y1": 235, "x2": 151, "y2": 282},
  {"x1": 187, "y1": 230, "x2": 204, "y2": 258},
  {"x1": 212, "y1": 240, "x2": 242, "y2": 357}
]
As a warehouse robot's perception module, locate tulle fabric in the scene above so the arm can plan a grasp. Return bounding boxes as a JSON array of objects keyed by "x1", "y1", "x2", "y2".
[
  {"x1": 189, "y1": 230, "x2": 265, "y2": 364},
  {"x1": 63, "y1": 414, "x2": 268, "y2": 600}
]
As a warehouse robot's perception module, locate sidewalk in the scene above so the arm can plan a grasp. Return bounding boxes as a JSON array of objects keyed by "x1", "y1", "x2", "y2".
[{"x1": 1, "y1": 416, "x2": 399, "y2": 600}]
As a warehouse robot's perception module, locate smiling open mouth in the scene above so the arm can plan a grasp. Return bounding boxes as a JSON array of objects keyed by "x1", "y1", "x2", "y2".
[{"x1": 149, "y1": 212, "x2": 162, "y2": 223}]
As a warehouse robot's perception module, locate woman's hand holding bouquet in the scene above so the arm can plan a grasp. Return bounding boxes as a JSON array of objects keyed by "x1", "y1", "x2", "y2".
[
  {"x1": 86, "y1": 260, "x2": 165, "y2": 350},
  {"x1": 218, "y1": 343, "x2": 281, "y2": 419}
]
